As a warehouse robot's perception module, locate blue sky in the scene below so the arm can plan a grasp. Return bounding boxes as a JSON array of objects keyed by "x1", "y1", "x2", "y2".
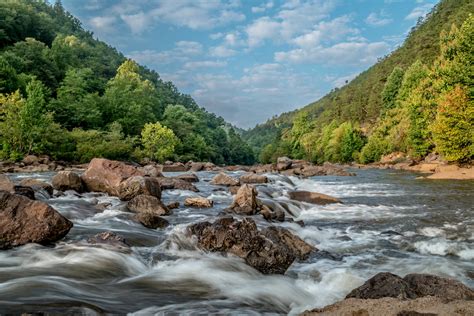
[{"x1": 62, "y1": 0, "x2": 438, "y2": 128}]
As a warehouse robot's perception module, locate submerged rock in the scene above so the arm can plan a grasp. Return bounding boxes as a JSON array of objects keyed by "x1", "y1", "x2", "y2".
[
  {"x1": 184, "y1": 197, "x2": 213, "y2": 208},
  {"x1": 52, "y1": 171, "x2": 83, "y2": 193},
  {"x1": 288, "y1": 191, "x2": 342, "y2": 205},
  {"x1": 228, "y1": 184, "x2": 259, "y2": 215},
  {"x1": 127, "y1": 194, "x2": 170, "y2": 216},
  {"x1": 88, "y1": 231, "x2": 130, "y2": 248},
  {"x1": 0, "y1": 190, "x2": 73, "y2": 249},
  {"x1": 166, "y1": 201, "x2": 180, "y2": 210},
  {"x1": 210, "y1": 172, "x2": 240, "y2": 186},
  {"x1": 187, "y1": 216, "x2": 315, "y2": 274}
]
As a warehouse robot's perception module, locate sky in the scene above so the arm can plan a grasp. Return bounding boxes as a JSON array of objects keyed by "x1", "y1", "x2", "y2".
[{"x1": 62, "y1": 0, "x2": 438, "y2": 128}]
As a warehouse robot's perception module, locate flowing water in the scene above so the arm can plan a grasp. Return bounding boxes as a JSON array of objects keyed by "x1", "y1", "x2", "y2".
[{"x1": 1, "y1": 169, "x2": 473, "y2": 315}]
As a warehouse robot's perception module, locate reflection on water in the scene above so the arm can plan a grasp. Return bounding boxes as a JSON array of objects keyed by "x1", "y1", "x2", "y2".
[{"x1": 1, "y1": 169, "x2": 473, "y2": 315}]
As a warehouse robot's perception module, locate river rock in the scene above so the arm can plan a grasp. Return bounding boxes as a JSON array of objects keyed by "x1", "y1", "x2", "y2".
[
  {"x1": 346, "y1": 272, "x2": 417, "y2": 300},
  {"x1": 228, "y1": 184, "x2": 259, "y2": 215},
  {"x1": 189, "y1": 162, "x2": 204, "y2": 172},
  {"x1": 156, "y1": 177, "x2": 199, "y2": 192},
  {"x1": 0, "y1": 190, "x2": 73, "y2": 249},
  {"x1": 188, "y1": 216, "x2": 315, "y2": 274},
  {"x1": 117, "y1": 176, "x2": 161, "y2": 200},
  {"x1": 277, "y1": 157, "x2": 292, "y2": 171},
  {"x1": 176, "y1": 173, "x2": 199, "y2": 183},
  {"x1": 12, "y1": 185, "x2": 36, "y2": 199},
  {"x1": 135, "y1": 213, "x2": 169, "y2": 229},
  {"x1": 260, "y1": 205, "x2": 285, "y2": 222},
  {"x1": 52, "y1": 171, "x2": 84, "y2": 193},
  {"x1": 166, "y1": 201, "x2": 180, "y2": 210},
  {"x1": 240, "y1": 173, "x2": 268, "y2": 184},
  {"x1": 289, "y1": 191, "x2": 341, "y2": 205},
  {"x1": 0, "y1": 174, "x2": 14, "y2": 192},
  {"x1": 88, "y1": 231, "x2": 130, "y2": 248},
  {"x1": 229, "y1": 185, "x2": 240, "y2": 195},
  {"x1": 127, "y1": 194, "x2": 170, "y2": 215},
  {"x1": 210, "y1": 172, "x2": 240, "y2": 186},
  {"x1": 184, "y1": 197, "x2": 213, "y2": 208},
  {"x1": 162, "y1": 162, "x2": 187, "y2": 172},
  {"x1": 403, "y1": 273, "x2": 474, "y2": 302},
  {"x1": 140, "y1": 164, "x2": 163, "y2": 177},
  {"x1": 22, "y1": 154, "x2": 39, "y2": 165},
  {"x1": 81, "y1": 158, "x2": 144, "y2": 196},
  {"x1": 19, "y1": 178, "x2": 54, "y2": 196}
]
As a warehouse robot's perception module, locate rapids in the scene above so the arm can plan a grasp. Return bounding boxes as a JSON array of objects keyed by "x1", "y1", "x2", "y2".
[{"x1": 1, "y1": 169, "x2": 473, "y2": 315}]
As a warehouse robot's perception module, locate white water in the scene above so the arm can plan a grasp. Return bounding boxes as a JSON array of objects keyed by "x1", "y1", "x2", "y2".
[{"x1": 1, "y1": 169, "x2": 473, "y2": 315}]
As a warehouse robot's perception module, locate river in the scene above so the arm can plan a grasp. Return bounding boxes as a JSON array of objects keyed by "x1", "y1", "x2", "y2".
[{"x1": 1, "y1": 169, "x2": 473, "y2": 315}]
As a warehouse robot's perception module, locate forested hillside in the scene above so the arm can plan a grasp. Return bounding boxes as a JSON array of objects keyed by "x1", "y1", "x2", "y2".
[
  {"x1": 244, "y1": 0, "x2": 473, "y2": 165},
  {"x1": 0, "y1": 0, "x2": 255, "y2": 165}
]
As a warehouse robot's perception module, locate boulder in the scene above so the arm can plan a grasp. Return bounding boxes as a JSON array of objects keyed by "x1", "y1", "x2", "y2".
[
  {"x1": 185, "y1": 197, "x2": 213, "y2": 208},
  {"x1": 135, "y1": 213, "x2": 169, "y2": 229},
  {"x1": 299, "y1": 165, "x2": 326, "y2": 177},
  {"x1": 162, "y1": 163, "x2": 187, "y2": 172},
  {"x1": 81, "y1": 158, "x2": 144, "y2": 196},
  {"x1": 52, "y1": 171, "x2": 84, "y2": 193},
  {"x1": 116, "y1": 176, "x2": 161, "y2": 200},
  {"x1": 0, "y1": 174, "x2": 14, "y2": 192},
  {"x1": 156, "y1": 177, "x2": 199, "y2": 192},
  {"x1": 140, "y1": 164, "x2": 163, "y2": 177},
  {"x1": 88, "y1": 231, "x2": 129, "y2": 248},
  {"x1": 277, "y1": 157, "x2": 292, "y2": 171},
  {"x1": 240, "y1": 173, "x2": 268, "y2": 184},
  {"x1": 0, "y1": 190, "x2": 73, "y2": 249},
  {"x1": 188, "y1": 217, "x2": 315, "y2": 274},
  {"x1": 176, "y1": 173, "x2": 199, "y2": 183},
  {"x1": 13, "y1": 185, "x2": 36, "y2": 200},
  {"x1": 346, "y1": 272, "x2": 417, "y2": 300},
  {"x1": 189, "y1": 162, "x2": 204, "y2": 172},
  {"x1": 260, "y1": 205, "x2": 285, "y2": 222},
  {"x1": 19, "y1": 178, "x2": 54, "y2": 196},
  {"x1": 288, "y1": 191, "x2": 341, "y2": 205},
  {"x1": 346, "y1": 272, "x2": 474, "y2": 302},
  {"x1": 229, "y1": 185, "x2": 240, "y2": 195},
  {"x1": 228, "y1": 184, "x2": 259, "y2": 215},
  {"x1": 203, "y1": 162, "x2": 216, "y2": 171},
  {"x1": 210, "y1": 172, "x2": 240, "y2": 186},
  {"x1": 22, "y1": 155, "x2": 39, "y2": 165},
  {"x1": 403, "y1": 273, "x2": 474, "y2": 302},
  {"x1": 127, "y1": 194, "x2": 170, "y2": 216}
]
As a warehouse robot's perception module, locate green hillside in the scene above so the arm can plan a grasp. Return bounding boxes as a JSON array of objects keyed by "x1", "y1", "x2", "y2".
[
  {"x1": 244, "y1": 0, "x2": 473, "y2": 164},
  {"x1": 0, "y1": 0, "x2": 254, "y2": 164}
]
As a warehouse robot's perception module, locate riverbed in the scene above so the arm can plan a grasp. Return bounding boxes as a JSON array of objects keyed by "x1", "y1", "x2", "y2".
[{"x1": 1, "y1": 169, "x2": 473, "y2": 315}]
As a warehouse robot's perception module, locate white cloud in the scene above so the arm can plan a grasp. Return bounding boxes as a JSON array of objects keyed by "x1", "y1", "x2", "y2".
[
  {"x1": 183, "y1": 60, "x2": 227, "y2": 69},
  {"x1": 209, "y1": 45, "x2": 238, "y2": 57},
  {"x1": 251, "y1": 1, "x2": 274, "y2": 14},
  {"x1": 275, "y1": 41, "x2": 390, "y2": 65},
  {"x1": 120, "y1": 12, "x2": 149, "y2": 34},
  {"x1": 210, "y1": 32, "x2": 224, "y2": 40},
  {"x1": 246, "y1": 17, "x2": 280, "y2": 47},
  {"x1": 365, "y1": 12, "x2": 393, "y2": 26},
  {"x1": 405, "y1": 3, "x2": 433, "y2": 20},
  {"x1": 89, "y1": 16, "x2": 117, "y2": 33},
  {"x1": 127, "y1": 41, "x2": 203, "y2": 65}
]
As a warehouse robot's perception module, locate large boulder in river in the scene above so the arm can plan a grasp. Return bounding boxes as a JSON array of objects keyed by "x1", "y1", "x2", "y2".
[
  {"x1": 346, "y1": 272, "x2": 474, "y2": 301},
  {"x1": 52, "y1": 171, "x2": 83, "y2": 193},
  {"x1": 22, "y1": 154, "x2": 39, "y2": 165},
  {"x1": 176, "y1": 173, "x2": 199, "y2": 183},
  {"x1": 228, "y1": 184, "x2": 259, "y2": 215},
  {"x1": 185, "y1": 197, "x2": 213, "y2": 208},
  {"x1": 188, "y1": 217, "x2": 315, "y2": 274},
  {"x1": 210, "y1": 172, "x2": 240, "y2": 186},
  {"x1": 127, "y1": 194, "x2": 170, "y2": 216},
  {"x1": 0, "y1": 174, "x2": 14, "y2": 192},
  {"x1": 19, "y1": 178, "x2": 54, "y2": 196},
  {"x1": 162, "y1": 162, "x2": 187, "y2": 172},
  {"x1": 240, "y1": 173, "x2": 268, "y2": 184},
  {"x1": 135, "y1": 212, "x2": 169, "y2": 229},
  {"x1": 81, "y1": 158, "x2": 144, "y2": 196},
  {"x1": 289, "y1": 191, "x2": 341, "y2": 205},
  {"x1": 116, "y1": 176, "x2": 161, "y2": 201},
  {"x1": 0, "y1": 190, "x2": 72, "y2": 249}
]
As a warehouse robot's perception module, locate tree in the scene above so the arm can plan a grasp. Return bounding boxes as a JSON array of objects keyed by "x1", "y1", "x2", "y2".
[
  {"x1": 382, "y1": 67, "x2": 405, "y2": 113},
  {"x1": 0, "y1": 91, "x2": 25, "y2": 160},
  {"x1": 141, "y1": 122, "x2": 178, "y2": 162}
]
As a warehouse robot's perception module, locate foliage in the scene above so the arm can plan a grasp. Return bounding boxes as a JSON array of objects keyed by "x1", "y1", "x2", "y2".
[
  {"x1": 381, "y1": 67, "x2": 404, "y2": 113},
  {"x1": 140, "y1": 122, "x2": 178, "y2": 162}
]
